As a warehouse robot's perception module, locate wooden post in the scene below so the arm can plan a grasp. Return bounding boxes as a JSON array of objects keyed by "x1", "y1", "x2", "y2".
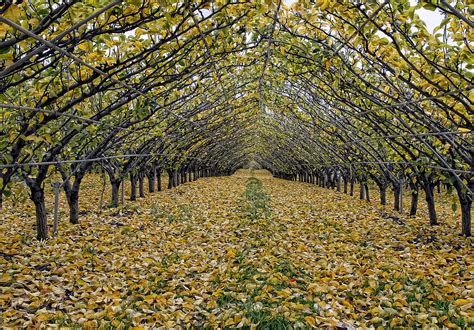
[{"x1": 53, "y1": 182, "x2": 61, "y2": 236}]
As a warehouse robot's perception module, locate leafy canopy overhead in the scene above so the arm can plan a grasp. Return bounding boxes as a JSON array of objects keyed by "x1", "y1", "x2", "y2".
[{"x1": 0, "y1": 0, "x2": 471, "y2": 179}]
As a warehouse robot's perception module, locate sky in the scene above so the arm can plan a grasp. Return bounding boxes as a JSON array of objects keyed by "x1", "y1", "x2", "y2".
[{"x1": 282, "y1": 0, "x2": 444, "y2": 33}]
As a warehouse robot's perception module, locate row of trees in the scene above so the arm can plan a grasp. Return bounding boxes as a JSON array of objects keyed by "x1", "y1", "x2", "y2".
[{"x1": 0, "y1": 0, "x2": 472, "y2": 239}]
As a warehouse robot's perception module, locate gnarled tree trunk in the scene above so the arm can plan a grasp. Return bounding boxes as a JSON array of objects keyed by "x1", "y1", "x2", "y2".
[
  {"x1": 422, "y1": 179, "x2": 437, "y2": 225},
  {"x1": 26, "y1": 181, "x2": 48, "y2": 241}
]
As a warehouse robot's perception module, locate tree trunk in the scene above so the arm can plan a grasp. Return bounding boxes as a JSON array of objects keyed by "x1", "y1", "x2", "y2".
[
  {"x1": 130, "y1": 172, "x2": 137, "y2": 201},
  {"x1": 343, "y1": 177, "x2": 348, "y2": 194},
  {"x1": 364, "y1": 183, "x2": 370, "y2": 201},
  {"x1": 68, "y1": 180, "x2": 81, "y2": 224},
  {"x1": 110, "y1": 180, "x2": 121, "y2": 208},
  {"x1": 359, "y1": 183, "x2": 365, "y2": 200},
  {"x1": 423, "y1": 181, "x2": 437, "y2": 225},
  {"x1": 157, "y1": 170, "x2": 162, "y2": 191},
  {"x1": 167, "y1": 170, "x2": 173, "y2": 189},
  {"x1": 454, "y1": 181, "x2": 472, "y2": 236},
  {"x1": 350, "y1": 178, "x2": 354, "y2": 196},
  {"x1": 173, "y1": 169, "x2": 179, "y2": 187},
  {"x1": 394, "y1": 185, "x2": 400, "y2": 211},
  {"x1": 30, "y1": 183, "x2": 48, "y2": 241},
  {"x1": 138, "y1": 174, "x2": 145, "y2": 198},
  {"x1": 459, "y1": 196, "x2": 472, "y2": 237},
  {"x1": 57, "y1": 166, "x2": 81, "y2": 224},
  {"x1": 379, "y1": 186, "x2": 387, "y2": 205},
  {"x1": 410, "y1": 188, "x2": 419, "y2": 217},
  {"x1": 147, "y1": 167, "x2": 155, "y2": 193}
]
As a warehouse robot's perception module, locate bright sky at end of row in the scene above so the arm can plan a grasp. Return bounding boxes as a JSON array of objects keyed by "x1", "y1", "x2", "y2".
[{"x1": 282, "y1": 0, "x2": 444, "y2": 33}]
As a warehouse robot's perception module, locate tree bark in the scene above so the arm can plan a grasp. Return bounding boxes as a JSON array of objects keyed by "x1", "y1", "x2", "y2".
[
  {"x1": 454, "y1": 181, "x2": 472, "y2": 236},
  {"x1": 364, "y1": 183, "x2": 370, "y2": 201},
  {"x1": 459, "y1": 196, "x2": 472, "y2": 237},
  {"x1": 167, "y1": 169, "x2": 173, "y2": 189},
  {"x1": 68, "y1": 182, "x2": 81, "y2": 224},
  {"x1": 138, "y1": 174, "x2": 145, "y2": 198},
  {"x1": 379, "y1": 186, "x2": 387, "y2": 205},
  {"x1": 173, "y1": 169, "x2": 179, "y2": 187},
  {"x1": 130, "y1": 172, "x2": 137, "y2": 201},
  {"x1": 57, "y1": 166, "x2": 82, "y2": 224},
  {"x1": 423, "y1": 180, "x2": 437, "y2": 225},
  {"x1": 29, "y1": 183, "x2": 48, "y2": 241},
  {"x1": 157, "y1": 170, "x2": 162, "y2": 191},
  {"x1": 409, "y1": 184, "x2": 419, "y2": 217},
  {"x1": 110, "y1": 179, "x2": 121, "y2": 208},
  {"x1": 147, "y1": 167, "x2": 155, "y2": 193},
  {"x1": 394, "y1": 185, "x2": 400, "y2": 211}
]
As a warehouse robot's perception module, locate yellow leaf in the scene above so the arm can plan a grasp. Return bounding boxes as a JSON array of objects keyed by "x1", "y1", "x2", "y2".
[
  {"x1": 0, "y1": 273, "x2": 11, "y2": 284},
  {"x1": 416, "y1": 313, "x2": 429, "y2": 322},
  {"x1": 392, "y1": 282, "x2": 403, "y2": 291},
  {"x1": 78, "y1": 42, "x2": 90, "y2": 51},
  {"x1": 390, "y1": 318, "x2": 402, "y2": 327},
  {"x1": 304, "y1": 316, "x2": 317, "y2": 327},
  {"x1": 143, "y1": 257, "x2": 155, "y2": 264},
  {"x1": 0, "y1": 23, "x2": 10, "y2": 38},
  {"x1": 224, "y1": 318, "x2": 235, "y2": 326},
  {"x1": 4, "y1": 4, "x2": 22, "y2": 21},
  {"x1": 226, "y1": 249, "x2": 236, "y2": 259},
  {"x1": 369, "y1": 317, "x2": 384, "y2": 324},
  {"x1": 454, "y1": 298, "x2": 470, "y2": 306}
]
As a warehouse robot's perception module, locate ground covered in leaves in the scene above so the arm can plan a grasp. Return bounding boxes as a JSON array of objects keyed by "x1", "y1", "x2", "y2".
[{"x1": 0, "y1": 170, "x2": 473, "y2": 328}]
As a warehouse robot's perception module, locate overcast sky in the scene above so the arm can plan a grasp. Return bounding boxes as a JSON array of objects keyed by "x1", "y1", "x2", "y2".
[{"x1": 283, "y1": 0, "x2": 444, "y2": 33}]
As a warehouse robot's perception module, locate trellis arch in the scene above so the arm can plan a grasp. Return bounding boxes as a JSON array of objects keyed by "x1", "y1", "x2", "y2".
[{"x1": 0, "y1": 0, "x2": 472, "y2": 240}]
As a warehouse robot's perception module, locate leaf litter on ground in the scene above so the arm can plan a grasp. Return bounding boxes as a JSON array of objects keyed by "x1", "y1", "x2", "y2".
[{"x1": 0, "y1": 170, "x2": 472, "y2": 328}]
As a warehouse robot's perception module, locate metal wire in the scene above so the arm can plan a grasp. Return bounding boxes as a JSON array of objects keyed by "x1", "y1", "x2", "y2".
[
  {"x1": 351, "y1": 161, "x2": 473, "y2": 175},
  {"x1": 0, "y1": 152, "x2": 202, "y2": 169}
]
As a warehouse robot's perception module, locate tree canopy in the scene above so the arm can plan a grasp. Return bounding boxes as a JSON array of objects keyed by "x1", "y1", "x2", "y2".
[{"x1": 0, "y1": 0, "x2": 472, "y2": 239}]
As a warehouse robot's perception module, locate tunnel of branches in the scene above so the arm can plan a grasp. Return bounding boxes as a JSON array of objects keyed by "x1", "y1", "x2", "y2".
[{"x1": 0, "y1": 0, "x2": 472, "y2": 241}]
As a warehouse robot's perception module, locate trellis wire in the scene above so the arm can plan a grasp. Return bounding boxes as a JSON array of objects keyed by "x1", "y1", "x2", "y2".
[
  {"x1": 0, "y1": 152, "x2": 202, "y2": 169},
  {"x1": 350, "y1": 161, "x2": 473, "y2": 175}
]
